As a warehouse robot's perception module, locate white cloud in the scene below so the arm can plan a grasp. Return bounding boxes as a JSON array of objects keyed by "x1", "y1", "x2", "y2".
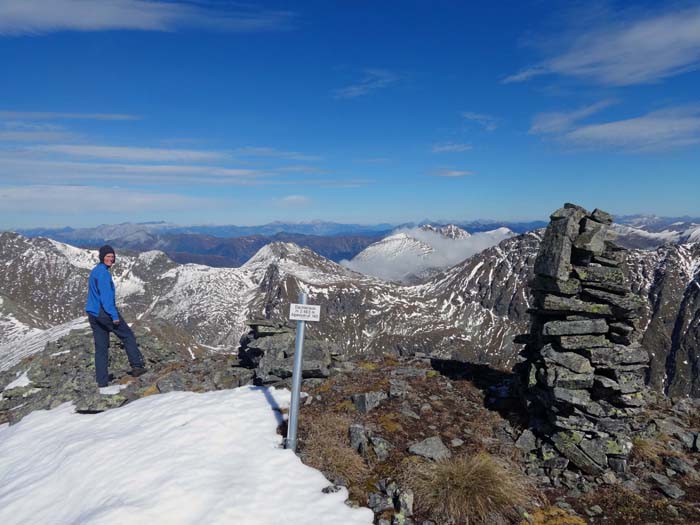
[
  {"x1": 430, "y1": 169, "x2": 475, "y2": 178},
  {"x1": 562, "y1": 105, "x2": 700, "y2": 151},
  {"x1": 0, "y1": 110, "x2": 139, "y2": 120},
  {"x1": 0, "y1": 1, "x2": 295, "y2": 36},
  {"x1": 234, "y1": 147, "x2": 322, "y2": 162},
  {"x1": 504, "y1": 7, "x2": 700, "y2": 86},
  {"x1": 0, "y1": 185, "x2": 219, "y2": 213},
  {"x1": 333, "y1": 69, "x2": 398, "y2": 99},
  {"x1": 353, "y1": 157, "x2": 390, "y2": 164},
  {"x1": 32, "y1": 144, "x2": 226, "y2": 162},
  {"x1": 530, "y1": 100, "x2": 616, "y2": 135},
  {"x1": 431, "y1": 143, "x2": 473, "y2": 153},
  {"x1": 462, "y1": 111, "x2": 498, "y2": 131},
  {"x1": 0, "y1": 131, "x2": 78, "y2": 142},
  {"x1": 274, "y1": 195, "x2": 311, "y2": 207}
]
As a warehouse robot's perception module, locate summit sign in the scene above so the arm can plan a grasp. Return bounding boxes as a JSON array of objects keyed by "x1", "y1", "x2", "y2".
[{"x1": 289, "y1": 303, "x2": 321, "y2": 322}]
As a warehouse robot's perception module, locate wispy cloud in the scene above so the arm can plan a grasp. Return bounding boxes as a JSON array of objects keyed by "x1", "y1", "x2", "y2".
[
  {"x1": 333, "y1": 69, "x2": 398, "y2": 99},
  {"x1": 504, "y1": 6, "x2": 700, "y2": 86},
  {"x1": 462, "y1": 112, "x2": 498, "y2": 131},
  {"x1": 0, "y1": 185, "x2": 219, "y2": 213},
  {"x1": 234, "y1": 146, "x2": 322, "y2": 162},
  {"x1": 0, "y1": 110, "x2": 139, "y2": 120},
  {"x1": 430, "y1": 169, "x2": 475, "y2": 178},
  {"x1": 353, "y1": 157, "x2": 390, "y2": 164},
  {"x1": 32, "y1": 144, "x2": 226, "y2": 162},
  {"x1": 561, "y1": 106, "x2": 700, "y2": 151},
  {"x1": 530, "y1": 100, "x2": 616, "y2": 135},
  {"x1": 0, "y1": 0, "x2": 296, "y2": 36},
  {"x1": 0, "y1": 131, "x2": 78, "y2": 142},
  {"x1": 274, "y1": 195, "x2": 311, "y2": 207},
  {"x1": 0, "y1": 156, "x2": 268, "y2": 185},
  {"x1": 431, "y1": 142, "x2": 473, "y2": 153}
]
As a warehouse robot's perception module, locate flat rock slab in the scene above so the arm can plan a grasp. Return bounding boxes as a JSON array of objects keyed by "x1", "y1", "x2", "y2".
[
  {"x1": 538, "y1": 295, "x2": 613, "y2": 316},
  {"x1": 543, "y1": 319, "x2": 608, "y2": 336},
  {"x1": 559, "y1": 334, "x2": 612, "y2": 350},
  {"x1": 408, "y1": 436, "x2": 451, "y2": 461},
  {"x1": 542, "y1": 344, "x2": 594, "y2": 374},
  {"x1": 648, "y1": 473, "x2": 686, "y2": 499}
]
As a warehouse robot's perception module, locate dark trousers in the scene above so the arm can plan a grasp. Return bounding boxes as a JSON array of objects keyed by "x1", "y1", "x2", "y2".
[{"x1": 88, "y1": 308, "x2": 145, "y2": 386}]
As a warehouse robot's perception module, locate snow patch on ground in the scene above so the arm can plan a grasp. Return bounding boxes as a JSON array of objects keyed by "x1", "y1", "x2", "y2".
[
  {"x1": 4, "y1": 370, "x2": 31, "y2": 390},
  {"x1": 98, "y1": 384, "x2": 128, "y2": 395},
  {"x1": 0, "y1": 386, "x2": 373, "y2": 525}
]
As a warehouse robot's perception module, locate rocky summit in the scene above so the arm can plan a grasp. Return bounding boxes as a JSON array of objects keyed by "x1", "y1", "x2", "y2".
[{"x1": 1, "y1": 203, "x2": 700, "y2": 524}]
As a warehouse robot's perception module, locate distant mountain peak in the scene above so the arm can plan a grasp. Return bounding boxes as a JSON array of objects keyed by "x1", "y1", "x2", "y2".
[{"x1": 420, "y1": 224, "x2": 471, "y2": 239}]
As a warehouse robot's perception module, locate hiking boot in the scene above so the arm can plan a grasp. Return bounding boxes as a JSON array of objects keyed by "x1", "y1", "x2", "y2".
[{"x1": 128, "y1": 366, "x2": 147, "y2": 377}]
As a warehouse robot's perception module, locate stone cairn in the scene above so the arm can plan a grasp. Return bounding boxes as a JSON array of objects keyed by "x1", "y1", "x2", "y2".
[{"x1": 516, "y1": 203, "x2": 649, "y2": 476}]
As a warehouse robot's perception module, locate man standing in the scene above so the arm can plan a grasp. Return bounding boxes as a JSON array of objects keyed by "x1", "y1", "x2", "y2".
[{"x1": 85, "y1": 245, "x2": 146, "y2": 387}]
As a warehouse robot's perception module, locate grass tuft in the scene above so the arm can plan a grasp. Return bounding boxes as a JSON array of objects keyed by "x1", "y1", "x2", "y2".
[
  {"x1": 298, "y1": 413, "x2": 369, "y2": 489},
  {"x1": 401, "y1": 451, "x2": 537, "y2": 525}
]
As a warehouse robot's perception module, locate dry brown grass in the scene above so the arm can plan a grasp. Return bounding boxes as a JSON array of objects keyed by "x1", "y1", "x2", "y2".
[
  {"x1": 298, "y1": 412, "x2": 369, "y2": 488},
  {"x1": 524, "y1": 508, "x2": 587, "y2": 525},
  {"x1": 400, "y1": 451, "x2": 537, "y2": 525},
  {"x1": 378, "y1": 413, "x2": 403, "y2": 434},
  {"x1": 630, "y1": 435, "x2": 683, "y2": 467}
]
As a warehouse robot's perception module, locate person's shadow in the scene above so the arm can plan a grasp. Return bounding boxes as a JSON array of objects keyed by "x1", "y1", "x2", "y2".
[{"x1": 430, "y1": 358, "x2": 525, "y2": 424}]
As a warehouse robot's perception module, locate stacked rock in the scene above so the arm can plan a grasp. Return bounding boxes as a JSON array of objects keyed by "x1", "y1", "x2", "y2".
[{"x1": 518, "y1": 203, "x2": 649, "y2": 476}]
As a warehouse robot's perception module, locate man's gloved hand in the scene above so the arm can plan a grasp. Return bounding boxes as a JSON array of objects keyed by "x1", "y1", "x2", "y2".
[{"x1": 113, "y1": 319, "x2": 121, "y2": 325}]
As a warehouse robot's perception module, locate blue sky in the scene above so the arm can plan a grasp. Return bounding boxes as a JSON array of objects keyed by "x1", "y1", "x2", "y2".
[{"x1": 0, "y1": 0, "x2": 699, "y2": 228}]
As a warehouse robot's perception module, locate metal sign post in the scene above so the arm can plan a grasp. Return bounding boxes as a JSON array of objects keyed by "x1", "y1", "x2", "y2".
[{"x1": 285, "y1": 293, "x2": 321, "y2": 451}]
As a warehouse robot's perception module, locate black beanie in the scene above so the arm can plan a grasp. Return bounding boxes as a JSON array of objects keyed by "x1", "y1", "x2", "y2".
[{"x1": 99, "y1": 245, "x2": 115, "y2": 263}]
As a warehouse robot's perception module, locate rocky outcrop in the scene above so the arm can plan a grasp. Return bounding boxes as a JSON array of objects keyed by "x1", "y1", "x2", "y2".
[
  {"x1": 516, "y1": 204, "x2": 648, "y2": 475},
  {"x1": 0, "y1": 325, "x2": 253, "y2": 425}
]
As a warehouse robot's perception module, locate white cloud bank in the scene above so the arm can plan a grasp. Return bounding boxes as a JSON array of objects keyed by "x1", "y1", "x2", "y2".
[
  {"x1": 0, "y1": 0, "x2": 295, "y2": 35},
  {"x1": 504, "y1": 6, "x2": 700, "y2": 86}
]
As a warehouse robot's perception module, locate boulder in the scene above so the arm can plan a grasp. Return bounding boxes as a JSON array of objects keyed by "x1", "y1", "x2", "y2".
[{"x1": 351, "y1": 391, "x2": 388, "y2": 413}]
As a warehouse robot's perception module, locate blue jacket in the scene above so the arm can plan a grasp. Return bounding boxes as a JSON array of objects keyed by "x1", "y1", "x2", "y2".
[{"x1": 85, "y1": 263, "x2": 120, "y2": 321}]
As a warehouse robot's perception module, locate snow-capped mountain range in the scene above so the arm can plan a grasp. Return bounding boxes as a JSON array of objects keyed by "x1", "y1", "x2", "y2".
[{"x1": 1, "y1": 229, "x2": 699, "y2": 396}]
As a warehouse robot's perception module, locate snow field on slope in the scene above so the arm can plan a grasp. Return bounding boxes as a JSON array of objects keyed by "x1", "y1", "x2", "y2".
[{"x1": 0, "y1": 386, "x2": 373, "y2": 525}]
